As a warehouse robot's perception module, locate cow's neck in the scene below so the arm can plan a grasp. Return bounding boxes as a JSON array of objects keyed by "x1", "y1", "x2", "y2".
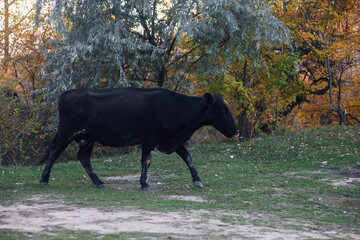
[
  {"x1": 179, "y1": 96, "x2": 208, "y2": 132},
  {"x1": 157, "y1": 96, "x2": 208, "y2": 154}
]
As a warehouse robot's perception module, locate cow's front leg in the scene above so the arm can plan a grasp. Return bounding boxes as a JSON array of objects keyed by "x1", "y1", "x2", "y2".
[
  {"x1": 175, "y1": 144, "x2": 203, "y2": 188},
  {"x1": 140, "y1": 148, "x2": 152, "y2": 190}
]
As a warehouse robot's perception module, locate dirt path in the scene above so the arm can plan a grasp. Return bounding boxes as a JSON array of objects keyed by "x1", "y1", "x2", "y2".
[{"x1": 1, "y1": 201, "x2": 358, "y2": 239}]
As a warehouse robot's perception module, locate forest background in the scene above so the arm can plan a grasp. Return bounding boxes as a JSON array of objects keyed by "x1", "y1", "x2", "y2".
[{"x1": 0, "y1": 0, "x2": 359, "y2": 166}]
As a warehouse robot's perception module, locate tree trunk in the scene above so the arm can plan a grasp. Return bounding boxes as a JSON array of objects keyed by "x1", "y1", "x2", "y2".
[
  {"x1": 0, "y1": 136, "x2": 2, "y2": 167},
  {"x1": 236, "y1": 59, "x2": 253, "y2": 141},
  {"x1": 3, "y1": 0, "x2": 10, "y2": 72},
  {"x1": 338, "y1": 109, "x2": 346, "y2": 126},
  {"x1": 323, "y1": 0, "x2": 346, "y2": 126},
  {"x1": 238, "y1": 109, "x2": 252, "y2": 142},
  {"x1": 157, "y1": 67, "x2": 166, "y2": 87},
  {"x1": 327, "y1": 53, "x2": 346, "y2": 125}
]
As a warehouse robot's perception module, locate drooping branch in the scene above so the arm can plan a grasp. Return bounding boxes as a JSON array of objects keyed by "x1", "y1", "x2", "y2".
[
  {"x1": 282, "y1": 95, "x2": 310, "y2": 117},
  {"x1": 347, "y1": 113, "x2": 360, "y2": 124}
]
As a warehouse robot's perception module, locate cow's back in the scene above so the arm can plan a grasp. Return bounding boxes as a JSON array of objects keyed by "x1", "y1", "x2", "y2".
[
  {"x1": 57, "y1": 88, "x2": 187, "y2": 147},
  {"x1": 59, "y1": 87, "x2": 167, "y2": 118}
]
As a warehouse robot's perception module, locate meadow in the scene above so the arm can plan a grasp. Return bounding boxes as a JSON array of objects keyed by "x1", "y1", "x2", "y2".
[{"x1": 0, "y1": 126, "x2": 359, "y2": 239}]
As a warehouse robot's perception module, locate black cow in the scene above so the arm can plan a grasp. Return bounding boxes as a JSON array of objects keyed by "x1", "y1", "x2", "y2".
[{"x1": 38, "y1": 88, "x2": 239, "y2": 190}]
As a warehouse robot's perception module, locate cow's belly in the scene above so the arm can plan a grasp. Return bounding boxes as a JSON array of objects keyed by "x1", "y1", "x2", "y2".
[
  {"x1": 87, "y1": 127, "x2": 142, "y2": 147},
  {"x1": 97, "y1": 138, "x2": 142, "y2": 147}
]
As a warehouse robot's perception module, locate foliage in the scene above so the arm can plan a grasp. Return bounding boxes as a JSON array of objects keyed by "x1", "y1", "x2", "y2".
[
  {"x1": 192, "y1": 46, "x2": 302, "y2": 139},
  {"x1": 0, "y1": 93, "x2": 53, "y2": 166},
  {"x1": 273, "y1": 0, "x2": 360, "y2": 126},
  {"x1": 35, "y1": 0, "x2": 290, "y2": 96}
]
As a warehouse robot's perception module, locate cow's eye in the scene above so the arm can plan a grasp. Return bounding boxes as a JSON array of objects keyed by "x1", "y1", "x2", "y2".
[{"x1": 221, "y1": 107, "x2": 228, "y2": 114}]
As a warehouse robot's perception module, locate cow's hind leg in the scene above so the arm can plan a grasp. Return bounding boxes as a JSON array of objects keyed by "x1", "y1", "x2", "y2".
[
  {"x1": 76, "y1": 140, "x2": 106, "y2": 188},
  {"x1": 176, "y1": 144, "x2": 203, "y2": 188},
  {"x1": 39, "y1": 132, "x2": 70, "y2": 186}
]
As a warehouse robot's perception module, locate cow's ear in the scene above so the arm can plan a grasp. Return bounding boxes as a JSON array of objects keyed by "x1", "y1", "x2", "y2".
[{"x1": 204, "y1": 93, "x2": 215, "y2": 106}]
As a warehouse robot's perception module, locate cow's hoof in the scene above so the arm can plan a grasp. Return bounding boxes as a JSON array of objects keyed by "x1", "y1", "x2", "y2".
[
  {"x1": 193, "y1": 181, "x2": 203, "y2": 188},
  {"x1": 40, "y1": 182, "x2": 49, "y2": 186},
  {"x1": 141, "y1": 186, "x2": 151, "y2": 191},
  {"x1": 97, "y1": 184, "x2": 107, "y2": 189}
]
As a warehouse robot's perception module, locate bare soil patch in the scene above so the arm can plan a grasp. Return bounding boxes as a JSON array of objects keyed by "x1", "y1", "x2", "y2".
[
  {"x1": 319, "y1": 166, "x2": 360, "y2": 188},
  {"x1": 328, "y1": 165, "x2": 360, "y2": 178},
  {"x1": 326, "y1": 177, "x2": 360, "y2": 187},
  {"x1": 1, "y1": 201, "x2": 359, "y2": 239},
  {"x1": 164, "y1": 195, "x2": 209, "y2": 202},
  {"x1": 285, "y1": 166, "x2": 360, "y2": 187},
  {"x1": 104, "y1": 173, "x2": 165, "y2": 190}
]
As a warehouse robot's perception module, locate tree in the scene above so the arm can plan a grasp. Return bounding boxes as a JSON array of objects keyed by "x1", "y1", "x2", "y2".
[
  {"x1": 1, "y1": 0, "x2": 34, "y2": 72},
  {"x1": 35, "y1": 0, "x2": 290, "y2": 96},
  {"x1": 274, "y1": 0, "x2": 360, "y2": 126},
  {"x1": 0, "y1": 0, "x2": 54, "y2": 166},
  {"x1": 192, "y1": 46, "x2": 301, "y2": 140},
  {"x1": 1, "y1": 0, "x2": 53, "y2": 94}
]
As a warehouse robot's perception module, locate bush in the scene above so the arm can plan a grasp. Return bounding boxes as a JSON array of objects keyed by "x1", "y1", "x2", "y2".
[{"x1": 0, "y1": 92, "x2": 54, "y2": 166}]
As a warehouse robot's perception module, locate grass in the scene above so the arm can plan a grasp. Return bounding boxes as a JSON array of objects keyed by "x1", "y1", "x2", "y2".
[{"x1": 1, "y1": 125, "x2": 359, "y2": 238}]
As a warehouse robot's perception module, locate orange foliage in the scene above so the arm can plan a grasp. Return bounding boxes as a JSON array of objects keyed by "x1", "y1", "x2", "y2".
[{"x1": 273, "y1": 0, "x2": 360, "y2": 127}]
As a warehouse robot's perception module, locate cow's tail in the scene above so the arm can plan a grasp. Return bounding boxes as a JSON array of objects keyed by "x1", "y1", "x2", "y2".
[{"x1": 35, "y1": 131, "x2": 59, "y2": 166}]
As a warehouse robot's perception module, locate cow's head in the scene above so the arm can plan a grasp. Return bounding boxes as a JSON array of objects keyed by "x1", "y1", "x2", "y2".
[{"x1": 204, "y1": 93, "x2": 239, "y2": 138}]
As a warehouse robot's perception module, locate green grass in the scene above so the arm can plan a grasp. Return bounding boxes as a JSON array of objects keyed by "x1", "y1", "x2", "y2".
[{"x1": 1, "y1": 125, "x2": 359, "y2": 238}]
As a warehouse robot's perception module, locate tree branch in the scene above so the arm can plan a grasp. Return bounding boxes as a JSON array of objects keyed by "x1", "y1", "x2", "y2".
[
  {"x1": 309, "y1": 85, "x2": 330, "y2": 95},
  {"x1": 281, "y1": 95, "x2": 310, "y2": 117},
  {"x1": 346, "y1": 114, "x2": 360, "y2": 124}
]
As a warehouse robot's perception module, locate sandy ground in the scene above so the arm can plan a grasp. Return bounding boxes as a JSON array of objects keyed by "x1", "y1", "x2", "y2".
[
  {"x1": 0, "y1": 198, "x2": 359, "y2": 239},
  {"x1": 0, "y1": 202, "x2": 358, "y2": 239}
]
